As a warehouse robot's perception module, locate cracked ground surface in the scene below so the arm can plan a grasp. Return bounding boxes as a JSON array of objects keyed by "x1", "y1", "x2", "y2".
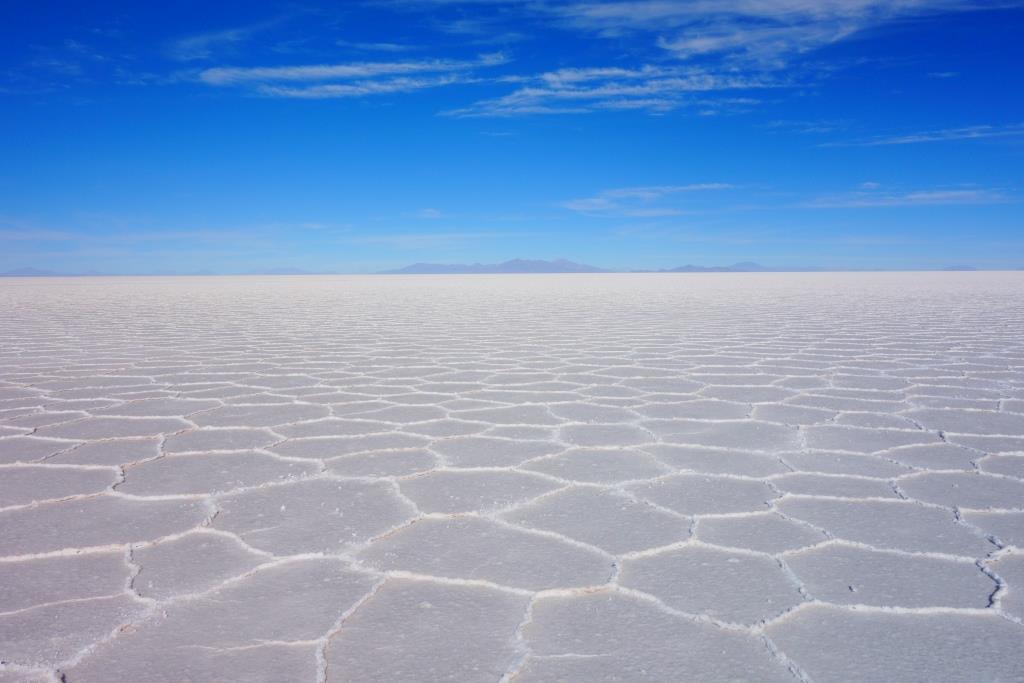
[{"x1": 1, "y1": 272, "x2": 1023, "y2": 682}]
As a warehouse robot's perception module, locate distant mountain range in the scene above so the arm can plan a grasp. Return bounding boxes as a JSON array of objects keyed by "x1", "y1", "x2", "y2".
[
  {"x1": 246, "y1": 267, "x2": 315, "y2": 275},
  {"x1": 380, "y1": 259, "x2": 810, "y2": 274},
  {"x1": 0, "y1": 267, "x2": 105, "y2": 277},
  {"x1": 0, "y1": 267, "x2": 63, "y2": 277},
  {"x1": 379, "y1": 259, "x2": 609, "y2": 274},
  {"x1": 2, "y1": 261, "x2": 1020, "y2": 277},
  {"x1": 0, "y1": 267, "x2": 322, "y2": 277},
  {"x1": 658, "y1": 261, "x2": 795, "y2": 273},
  {"x1": 379, "y1": 259, "x2": 821, "y2": 274}
]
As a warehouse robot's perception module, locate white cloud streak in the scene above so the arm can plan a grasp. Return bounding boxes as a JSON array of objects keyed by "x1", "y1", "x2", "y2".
[
  {"x1": 184, "y1": 1, "x2": 1022, "y2": 116},
  {"x1": 197, "y1": 52, "x2": 507, "y2": 100},
  {"x1": 803, "y1": 188, "x2": 1011, "y2": 208},
  {"x1": 258, "y1": 75, "x2": 474, "y2": 98},
  {"x1": 445, "y1": 66, "x2": 778, "y2": 116},
  {"x1": 547, "y1": 1, "x2": 1022, "y2": 66},
  {"x1": 199, "y1": 52, "x2": 507, "y2": 85},
  {"x1": 826, "y1": 124, "x2": 1024, "y2": 146},
  {"x1": 168, "y1": 22, "x2": 274, "y2": 62},
  {"x1": 345, "y1": 231, "x2": 518, "y2": 249},
  {"x1": 336, "y1": 40, "x2": 418, "y2": 53},
  {"x1": 415, "y1": 0, "x2": 1022, "y2": 116},
  {"x1": 562, "y1": 183, "x2": 733, "y2": 215}
]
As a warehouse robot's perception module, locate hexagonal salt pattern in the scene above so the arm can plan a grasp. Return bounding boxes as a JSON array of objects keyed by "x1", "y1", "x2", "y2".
[{"x1": 0, "y1": 272, "x2": 1023, "y2": 682}]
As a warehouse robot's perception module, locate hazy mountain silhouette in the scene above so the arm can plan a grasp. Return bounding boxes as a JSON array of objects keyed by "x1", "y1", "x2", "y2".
[
  {"x1": 663, "y1": 262, "x2": 801, "y2": 273},
  {"x1": 246, "y1": 267, "x2": 313, "y2": 275},
  {"x1": 0, "y1": 267, "x2": 109, "y2": 277},
  {"x1": 2, "y1": 261, "x2": 994, "y2": 277},
  {"x1": 0, "y1": 267, "x2": 65, "y2": 277},
  {"x1": 381, "y1": 259, "x2": 608, "y2": 274}
]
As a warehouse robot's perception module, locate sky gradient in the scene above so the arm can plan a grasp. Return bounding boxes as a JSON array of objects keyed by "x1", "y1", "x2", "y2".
[{"x1": 2, "y1": 0, "x2": 1023, "y2": 273}]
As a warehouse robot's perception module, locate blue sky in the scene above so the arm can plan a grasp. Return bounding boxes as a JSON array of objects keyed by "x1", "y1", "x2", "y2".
[{"x1": 2, "y1": 0, "x2": 1022, "y2": 273}]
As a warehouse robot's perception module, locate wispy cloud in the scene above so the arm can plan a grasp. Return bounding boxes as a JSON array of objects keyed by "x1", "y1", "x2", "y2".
[
  {"x1": 199, "y1": 53, "x2": 506, "y2": 85},
  {"x1": 168, "y1": 22, "x2": 275, "y2": 62},
  {"x1": 0, "y1": 217, "x2": 290, "y2": 245},
  {"x1": 401, "y1": 0, "x2": 1021, "y2": 116},
  {"x1": 764, "y1": 119, "x2": 851, "y2": 134},
  {"x1": 336, "y1": 40, "x2": 418, "y2": 53},
  {"x1": 431, "y1": 15, "x2": 530, "y2": 45},
  {"x1": 445, "y1": 65, "x2": 778, "y2": 116},
  {"x1": 198, "y1": 52, "x2": 508, "y2": 99},
  {"x1": 3, "y1": 37, "x2": 119, "y2": 93},
  {"x1": 0, "y1": 228, "x2": 77, "y2": 241},
  {"x1": 345, "y1": 230, "x2": 518, "y2": 249},
  {"x1": 0, "y1": 227, "x2": 257, "y2": 244},
  {"x1": 825, "y1": 123, "x2": 1024, "y2": 146},
  {"x1": 562, "y1": 184, "x2": 733, "y2": 216},
  {"x1": 545, "y1": 1, "x2": 1021, "y2": 67},
  {"x1": 258, "y1": 75, "x2": 474, "y2": 99},
  {"x1": 803, "y1": 187, "x2": 1011, "y2": 208}
]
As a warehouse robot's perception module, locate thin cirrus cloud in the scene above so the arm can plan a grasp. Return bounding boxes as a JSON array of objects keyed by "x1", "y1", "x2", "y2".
[
  {"x1": 420, "y1": 0, "x2": 1023, "y2": 116},
  {"x1": 258, "y1": 75, "x2": 473, "y2": 99},
  {"x1": 344, "y1": 230, "x2": 521, "y2": 249},
  {"x1": 561, "y1": 183, "x2": 1011, "y2": 214},
  {"x1": 802, "y1": 188, "x2": 1011, "y2": 208},
  {"x1": 545, "y1": 0, "x2": 1021, "y2": 63},
  {"x1": 197, "y1": 52, "x2": 508, "y2": 98},
  {"x1": 335, "y1": 40, "x2": 419, "y2": 53},
  {"x1": 824, "y1": 123, "x2": 1024, "y2": 146},
  {"x1": 549, "y1": 0, "x2": 861, "y2": 66},
  {"x1": 444, "y1": 65, "x2": 778, "y2": 116},
  {"x1": 562, "y1": 183, "x2": 734, "y2": 215},
  {"x1": 411, "y1": 0, "x2": 1019, "y2": 66},
  {"x1": 175, "y1": 2, "x2": 1024, "y2": 115},
  {"x1": 167, "y1": 20, "x2": 281, "y2": 62}
]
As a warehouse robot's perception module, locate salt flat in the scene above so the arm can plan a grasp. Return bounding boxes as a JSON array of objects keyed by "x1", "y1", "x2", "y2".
[{"x1": 1, "y1": 272, "x2": 1023, "y2": 682}]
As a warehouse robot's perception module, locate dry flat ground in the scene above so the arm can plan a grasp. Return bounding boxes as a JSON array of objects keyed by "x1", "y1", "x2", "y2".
[{"x1": 1, "y1": 272, "x2": 1024, "y2": 682}]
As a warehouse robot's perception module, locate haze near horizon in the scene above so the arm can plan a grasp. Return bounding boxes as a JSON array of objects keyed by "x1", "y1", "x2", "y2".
[{"x1": 1, "y1": 0, "x2": 1022, "y2": 273}]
